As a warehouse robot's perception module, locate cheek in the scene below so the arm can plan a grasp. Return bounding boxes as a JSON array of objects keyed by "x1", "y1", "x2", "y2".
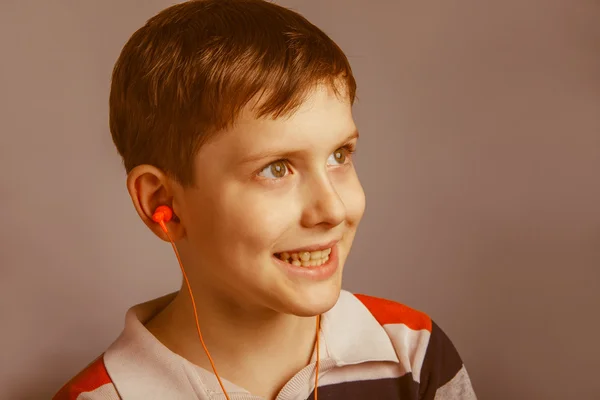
[
  {"x1": 338, "y1": 171, "x2": 366, "y2": 225},
  {"x1": 215, "y1": 189, "x2": 296, "y2": 252},
  {"x1": 243, "y1": 195, "x2": 298, "y2": 242}
]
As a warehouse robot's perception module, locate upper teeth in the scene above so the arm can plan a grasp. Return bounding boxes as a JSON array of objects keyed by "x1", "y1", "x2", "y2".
[{"x1": 278, "y1": 248, "x2": 332, "y2": 267}]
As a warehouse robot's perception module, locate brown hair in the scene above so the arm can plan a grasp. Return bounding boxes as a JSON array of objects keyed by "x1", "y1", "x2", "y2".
[{"x1": 109, "y1": 0, "x2": 357, "y2": 186}]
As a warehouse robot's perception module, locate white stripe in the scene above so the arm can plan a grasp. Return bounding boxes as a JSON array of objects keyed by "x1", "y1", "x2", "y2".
[
  {"x1": 322, "y1": 291, "x2": 400, "y2": 365},
  {"x1": 317, "y1": 361, "x2": 409, "y2": 386},
  {"x1": 76, "y1": 382, "x2": 121, "y2": 400},
  {"x1": 383, "y1": 324, "x2": 431, "y2": 383}
]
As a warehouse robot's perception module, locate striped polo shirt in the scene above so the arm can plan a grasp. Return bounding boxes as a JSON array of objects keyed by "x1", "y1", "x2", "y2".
[{"x1": 53, "y1": 290, "x2": 476, "y2": 399}]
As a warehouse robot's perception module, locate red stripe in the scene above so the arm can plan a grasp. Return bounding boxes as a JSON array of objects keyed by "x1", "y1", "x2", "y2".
[
  {"x1": 354, "y1": 293, "x2": 432, "y2": 332},
  {"x1": 53, "y1": 354, "x2": 113, "y2": 400}
]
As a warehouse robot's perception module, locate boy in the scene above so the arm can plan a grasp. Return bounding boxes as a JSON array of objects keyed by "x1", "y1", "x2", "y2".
[{"x1": 54, "y1": 0, "x2": 476, "y2": 399}]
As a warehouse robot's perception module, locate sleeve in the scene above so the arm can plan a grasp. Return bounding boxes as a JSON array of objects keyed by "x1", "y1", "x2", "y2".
[
  {"x1": 52, "y1": 355, "x2": 121, "y2": 400},
  {"x1": 418, "y1": 321, "x2": 477, "y2": 400}
]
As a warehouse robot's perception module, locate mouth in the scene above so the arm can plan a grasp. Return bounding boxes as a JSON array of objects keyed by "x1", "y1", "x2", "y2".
[
  {"x1": 274, "y1": 248, "x2": 333, "y2": 267},
  {"x1": 273, "y1": 239, "x2": 338, "y2": 268}
]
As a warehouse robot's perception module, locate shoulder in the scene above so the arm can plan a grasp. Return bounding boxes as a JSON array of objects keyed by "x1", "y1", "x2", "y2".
[
  {"x1": 353, "y1": 293, "x2": 432, "y2": 331},
  {"x1": 353, "y1": 293, "x2": 477, "y2": 399},
  {"x1": 53, "y1": 354, "x2": 120, "y2": 400}
]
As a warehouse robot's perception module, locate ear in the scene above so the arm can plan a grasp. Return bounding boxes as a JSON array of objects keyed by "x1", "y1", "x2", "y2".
[{"x1": 126, "y1": 165, "x2": 186, "y2": 242}]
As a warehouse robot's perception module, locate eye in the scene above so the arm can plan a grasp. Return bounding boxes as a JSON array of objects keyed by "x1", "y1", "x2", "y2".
[
  {"x1": 258, "y1": 160, "x2": 289, "y2": 179},
  {"x1": 327, "y1": 147, "x2": 350, "y2": 166}
]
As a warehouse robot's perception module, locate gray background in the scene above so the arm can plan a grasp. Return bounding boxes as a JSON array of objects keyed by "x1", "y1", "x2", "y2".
[{"x1": 1, "y1": 1, "x2": 599, "y2": 399}]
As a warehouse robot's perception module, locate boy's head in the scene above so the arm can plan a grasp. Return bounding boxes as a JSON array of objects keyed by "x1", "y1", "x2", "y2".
[{"x1": 110, "y1": 0, "x2": 365, "y2": 316}]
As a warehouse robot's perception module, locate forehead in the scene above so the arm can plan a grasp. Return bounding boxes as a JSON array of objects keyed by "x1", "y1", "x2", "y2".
[{"x1": 226, "y1": 85, "x2": 355, "y2": 150}]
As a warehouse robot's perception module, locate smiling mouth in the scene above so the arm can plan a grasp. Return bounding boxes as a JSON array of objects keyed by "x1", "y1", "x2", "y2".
[{"x1": 274, "y1": 248, "x2": 332, "y2": 267}]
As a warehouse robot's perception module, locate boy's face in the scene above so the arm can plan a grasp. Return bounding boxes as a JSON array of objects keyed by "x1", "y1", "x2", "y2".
[{"x1": 177, "y1": 85, "x2": 365, "y2": 317}]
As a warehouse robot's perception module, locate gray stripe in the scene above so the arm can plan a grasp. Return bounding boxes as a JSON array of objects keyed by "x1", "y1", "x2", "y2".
[{"x1": 434, "y1": 366, "x2": 477, "y2": 400}]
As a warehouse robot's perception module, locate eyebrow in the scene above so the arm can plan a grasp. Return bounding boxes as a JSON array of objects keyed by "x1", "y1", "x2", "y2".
[{"x1": 239, "y1": 129, "x2": 360, "y2": 165}]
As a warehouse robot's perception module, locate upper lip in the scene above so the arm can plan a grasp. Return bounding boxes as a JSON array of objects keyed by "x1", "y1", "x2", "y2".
[{"x1": 276, "y1": 239, "x2": 340, "y2": 254}]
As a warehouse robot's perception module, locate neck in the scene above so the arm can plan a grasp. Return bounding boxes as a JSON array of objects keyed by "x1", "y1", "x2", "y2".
[{"x1": 145, "y1": 283, "x2": 319, "y2": 398}]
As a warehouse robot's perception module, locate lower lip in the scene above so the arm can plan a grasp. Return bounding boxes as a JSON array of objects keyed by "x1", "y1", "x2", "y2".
[{"x1": 273, "y1": 244, "x2": 340, "y2": 281}]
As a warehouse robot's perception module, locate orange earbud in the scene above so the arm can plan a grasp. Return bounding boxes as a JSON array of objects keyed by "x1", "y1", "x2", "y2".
[
  {"x1": 152, "y1": 205, "x2": 173, "y2": 234},
  {"x1": 152, "y1": 205, "x2": 173, "y2": 223}
]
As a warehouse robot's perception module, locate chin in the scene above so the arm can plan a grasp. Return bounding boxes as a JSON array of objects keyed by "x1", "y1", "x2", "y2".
[{"x1": 282, "y1": 279, "x2": 343, "y2": 317}]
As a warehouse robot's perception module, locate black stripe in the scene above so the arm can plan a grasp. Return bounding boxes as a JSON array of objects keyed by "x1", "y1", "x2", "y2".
[
  {"x1": 419, "y1": 321, "x2": 464, "y2": 400},
  {"x1": 306, "y1": 373, "x2": 419, "y2": 400}
]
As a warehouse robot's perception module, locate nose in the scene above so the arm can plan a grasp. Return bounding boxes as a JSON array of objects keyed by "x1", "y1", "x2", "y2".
[{"x1": 300, "y1": 172, "x2": 346, "y2": 228}]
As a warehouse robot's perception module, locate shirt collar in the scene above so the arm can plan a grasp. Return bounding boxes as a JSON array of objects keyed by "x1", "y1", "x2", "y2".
[
  {"x1": 321, "y1": 290, "x2": 400, "y2": 366},
  {"x1": 103, "y1": 290, "x2": 398, "y2": 399}
]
